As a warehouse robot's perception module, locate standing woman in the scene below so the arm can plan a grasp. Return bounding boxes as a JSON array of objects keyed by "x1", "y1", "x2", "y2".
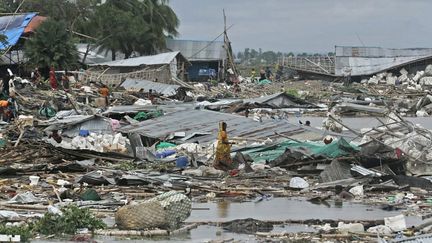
[
  {"x1": 49, "y1": 66, "x2": 58, "y2": 90},
  {"x1": 213, "y1": 122, "x2": 234, "y2": 171},
  {"x1": 61, "y1": 71, "x2": 70, "y2": 92}
]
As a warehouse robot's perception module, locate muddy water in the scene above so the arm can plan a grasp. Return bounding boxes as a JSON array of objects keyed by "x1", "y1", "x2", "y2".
[
  {"x1": 188, "y1": 197, "x2": 404, "y2": 223},
  {"x1": 33, "y1": 198, "x2": 428, "y2": 242}
]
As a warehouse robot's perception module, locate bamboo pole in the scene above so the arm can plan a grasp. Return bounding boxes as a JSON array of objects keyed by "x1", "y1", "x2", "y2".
[
  {"x1": 170, "y1": 223, "x2": 199, "y2": 235},
  {"x1": 95, "y1": 229, "x2": 168, "y2": 237}
]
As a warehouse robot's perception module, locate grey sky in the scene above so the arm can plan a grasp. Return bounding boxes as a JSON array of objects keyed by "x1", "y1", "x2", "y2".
[{"x1": 169, "y1": 0, "x2": 432, "y2": 53}]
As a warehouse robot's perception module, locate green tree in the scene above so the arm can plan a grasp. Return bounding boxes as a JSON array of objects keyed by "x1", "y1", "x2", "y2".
[
  {"x1": 22, "y1": 0, "x2": 99, "y2": 34},
  {"x1": 261, "y1": 51, "x2": 277, "y2": 63},
  {"x1": 244, "y1": 48, "x2": 250, "y2": 60},
  {"x1": 237, "y1": 51, "x2": 244, "y2": 60},
  {"x1": 250, "y1": 49, "x2": 258, "y2": 58},
  {"x1": 92, "y1": 0, "x2": 179, "y2": 60},
  {"x1": 0, "y1": 0, "x2": 18, "y2": 12},
  {"x1": 24, "y1": 19, "x2": 78, "y2": 69}
]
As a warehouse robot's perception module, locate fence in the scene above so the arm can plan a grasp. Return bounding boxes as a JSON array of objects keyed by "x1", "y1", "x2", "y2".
[
  {"x1": 279, "y1": 56, "x2": 335, "y2": 75},
  {"x1": 82, "y1": 65, "x2": 172, "y2": 87}
]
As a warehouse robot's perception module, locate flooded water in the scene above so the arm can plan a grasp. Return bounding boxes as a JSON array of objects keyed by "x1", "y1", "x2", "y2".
[
  {"x1": 188, "y1": 197, "x2": 403, "y2": 222},
  {"x1": 33, "y1": 198, "x2": 429, "y2": 242}
]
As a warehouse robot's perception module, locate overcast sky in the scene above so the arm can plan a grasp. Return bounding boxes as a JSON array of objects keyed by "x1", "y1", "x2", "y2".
[{"x1": 169, "y1": 0, "x2": 432, "y2": 54}]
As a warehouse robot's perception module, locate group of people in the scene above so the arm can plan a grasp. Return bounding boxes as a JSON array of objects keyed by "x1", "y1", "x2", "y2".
[
  {"x1": 251, "y1": 65, "x2": 284, "y2": 82},
  {"x1": 1, "y1": 69, "x2": 17, "y2": 122},
  {"x1": 30, "y1": 66, "x2": 74, "y2": 92},
  {"x1": 251, "y1": 67, "x2": 273, "y2": 81}
]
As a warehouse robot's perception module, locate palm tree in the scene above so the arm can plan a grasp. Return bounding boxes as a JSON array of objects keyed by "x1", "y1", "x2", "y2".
[
  {"x1": 25, "y1": 19, "x2": 78, "y2": 69},
  {"x1": 92, "y1": 0, "x2": 179, "y2": 60}
]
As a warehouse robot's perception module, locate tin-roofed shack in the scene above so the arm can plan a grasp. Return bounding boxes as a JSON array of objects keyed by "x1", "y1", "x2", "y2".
[
  {"x1": 166, "y1": 39, "x2": 227, "y2": 82},
  {"x1": 86, "y1": 51, "x2": 190, "y2": 87}
]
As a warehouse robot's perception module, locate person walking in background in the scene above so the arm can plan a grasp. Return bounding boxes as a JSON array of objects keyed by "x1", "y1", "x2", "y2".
[
  {"x1": 31, "y1": 67, "x2": 41, "y2": 86},
  {"x1": 265, "y1": 66, "x2": 273, "y2": 80},
  {"x1": 49, "y1": 66, "x2": 58, "y2": 90},
  {"x1": 251, "y1": 68, "x2": 256, "y2": 81},
  {"x1": 61, "y1": 71, "x2": 70, "y2": 92},
  {"x1": 99, "y1": 84, "x2": 109, "y2": 106},
  {"x1": 259, "y1": 69, "x2": 266, "y2": 81}
]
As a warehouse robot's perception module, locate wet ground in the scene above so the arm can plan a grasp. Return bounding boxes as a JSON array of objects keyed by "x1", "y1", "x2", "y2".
[
  {"x1": 188, "y1": 197, "x2": 403, "y2": 222},
  {"x1": 38, "y1": 197, "x2": 427, "y2": 242}
]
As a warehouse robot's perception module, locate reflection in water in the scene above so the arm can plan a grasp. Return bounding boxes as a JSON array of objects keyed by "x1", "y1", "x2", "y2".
[
  {"x1": 217, "y1": 200, "x2": 230, "y2": 218},
  {"x1": 334, "y1": 199, "x2": 343, "y2": 208}
]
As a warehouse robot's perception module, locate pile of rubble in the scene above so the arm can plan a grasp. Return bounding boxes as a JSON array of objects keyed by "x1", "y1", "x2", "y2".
[{"x1": 365, "y1": 65, "x2": 432, "y2": 90}]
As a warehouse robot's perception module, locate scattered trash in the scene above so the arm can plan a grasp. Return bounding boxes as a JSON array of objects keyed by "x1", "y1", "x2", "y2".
[
  {"x1": 337, "y1": 222, "x2": 364, "y2": 233},
  {"x1": 115, "y1": 191, "x2": 191, "y2": 230},
  {"x1": 384, "y1": 214, "x2": 407, "y2": 232},
  {"x1": 289, "y1": 177, "x2": 309, "y2": 189},
  {"x1": 348, "y1": 185, "x2": 364, "y2": 197}
]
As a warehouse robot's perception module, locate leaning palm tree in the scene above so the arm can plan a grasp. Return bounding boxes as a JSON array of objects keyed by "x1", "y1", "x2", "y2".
[
  {"x1": 92, "y1": 0, "x2": 179, "y2": 59},
  {"x1": 25, "y1": 19, "x2": 78, "y2": 69}
]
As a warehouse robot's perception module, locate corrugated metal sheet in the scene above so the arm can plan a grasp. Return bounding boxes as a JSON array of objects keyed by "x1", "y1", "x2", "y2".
[
  {"x1": 76, "y1": 44, "x2": 122, "y2": 65},
  {"x1": 103, "y1": 103, "x2": 193, "y2": 115},
  {"x1": 42, "y1": 115, "x2": 113, "y2": 137},
  {"x1": 244, "y1": 92, "x2": 318, "y2": 108},
  {"x1": 121, "y1": 78, "x2": 180, "y2": 96},
  {"x1": 335, "y1": 46, "x2": 432, "y2": 76},
  {"x1": 90, "y1": 51, "x2": 182, "y2": 67},
  {"x1": 166, "y1": 39, "x2": 226, "y2": 61},
  {"x1": 336, "y1": 46, "x2": 432, "y2": 57},
  {"x1": 62, "y1": 116, "x2": 113, "y2": 137},
  {"x1": 119, "y1": 109, "x2": 305, "y2": 145},
  {"x1": 0, "y1": 13, "x2": 37, "y2": 50},
  {"x1": 390, "y1": 233, "x2": 432, "y2": 242}
]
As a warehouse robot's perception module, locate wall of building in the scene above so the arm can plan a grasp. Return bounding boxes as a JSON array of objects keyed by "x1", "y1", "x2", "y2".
[{"x1": 187, "y1": 60, "x2": 220, "y2": 82}]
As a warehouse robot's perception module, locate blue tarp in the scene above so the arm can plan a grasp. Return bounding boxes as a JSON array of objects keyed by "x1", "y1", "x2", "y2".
[{"x1": 0, "y1": 13, "x2": 37, "y2": 50}]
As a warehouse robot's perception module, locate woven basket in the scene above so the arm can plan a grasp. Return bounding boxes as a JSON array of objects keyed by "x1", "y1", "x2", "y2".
[{"x1": 115, "y1": 191, "x2": 191, "y2": 230}]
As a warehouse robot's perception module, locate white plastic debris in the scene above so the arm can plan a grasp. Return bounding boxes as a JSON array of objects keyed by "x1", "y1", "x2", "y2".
[
  {"x1": 367, "y1": 225, "x2": 393, "y2": 235},
  {"x1": 182, "y1": 169, "x2": 203, "y2": 177},
  {"x1": 413, "y1": 71, "x2": 424, "y2": 82},
  {"x1": 47, "y1": 205, "x2": 63, "y2": 216},
  {"x1": 29, "y1": 176, "x2": 40, "y2": 186},
  {"x1": 400, "y1": 68, "x2": 408, "y2": 76},
  {"x1": 0, "y1": 211, "x2": 19, "y2": 220},
  {"x1": 348, "y1": 185, "x2": 364, "y2": 197},
  {"x1": 420, "y1": 77, "x2": 432, "y2": 86},
  {"x1": 384, "y1": 214, "x2": 406, "y2": 232},
  {"x1": 289, "y1": 177, "x2": 309, "y2": 189},
  {"x1": 425, "y1": 64, "x2": 432, "y2": 76},
  {"x1": 416, "y1": 110, "x2": 429, "y2": 117},
  {"x1": 337, "y1": 222, "x2": 364, "y2": 233},
  {"x1": 8, "y1": 192, "x2": 40, "y2": 204},
  {"x1": 133, "y1": 99, "x2": 152, "y2": 106}
]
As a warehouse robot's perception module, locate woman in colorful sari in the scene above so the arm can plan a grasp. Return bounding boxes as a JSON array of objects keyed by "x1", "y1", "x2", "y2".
[
  {"x1": 49, "y1": 66, "x2": 58, "y2": 90},
  {"x1": 213, "y1": 122, "x2": 233, "y2": 171}
]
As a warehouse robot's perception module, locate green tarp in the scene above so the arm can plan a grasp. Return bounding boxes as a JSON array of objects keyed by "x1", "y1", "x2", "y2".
[
  {"x1": 257, "y1": 79, "x2": 271, "y2": 85},
  {"x1": 133, "y1": 110, "x2": 163, "y2": 121},
  {"x1": 243, "y1": 138, "x2": 358, "y2": 162},
  {"x1": 156, "y1": 142, "x2": 176, "y2": 151}
]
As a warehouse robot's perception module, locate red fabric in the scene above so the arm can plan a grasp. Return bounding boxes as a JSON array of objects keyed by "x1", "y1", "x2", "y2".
[
  {"x1": 49, "y1": 69, "x2": 57, "y2": 90},
  {"x1": 395, "y1": 148, "x2": 403, "y2": 159}
]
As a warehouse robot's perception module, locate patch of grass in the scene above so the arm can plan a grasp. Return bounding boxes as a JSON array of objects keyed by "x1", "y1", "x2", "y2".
[
  {"x1": 114, "y1": 161, "x2": 138, "y2": 171},
  {"x1": 0, "y1": 224, "x2": 33, "y2": 242},
  {"x1": 285, "y1": 89, "x2": 299, "y2": 97},
  {"x1": 34, "y1": 205, "x2": 106, "y2": 236}
]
